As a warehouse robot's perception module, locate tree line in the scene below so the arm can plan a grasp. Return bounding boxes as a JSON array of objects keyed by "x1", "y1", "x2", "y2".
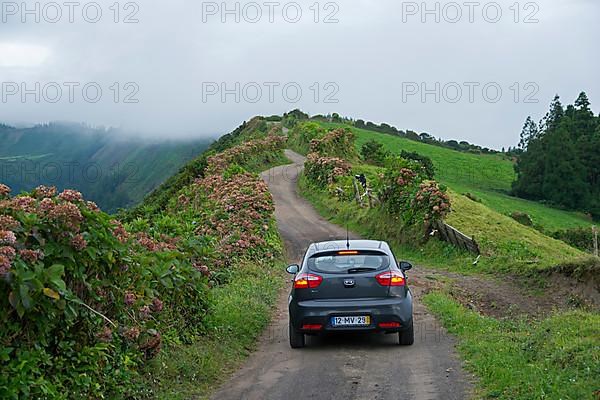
[{"x1": 513, "y1": 92, "x2": 600, "y2": 219}]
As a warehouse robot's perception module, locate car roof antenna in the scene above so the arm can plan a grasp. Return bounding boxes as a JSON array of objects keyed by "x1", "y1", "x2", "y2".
[{"x1": 345, "y1": 219, "x2": 350, "y2": 249}]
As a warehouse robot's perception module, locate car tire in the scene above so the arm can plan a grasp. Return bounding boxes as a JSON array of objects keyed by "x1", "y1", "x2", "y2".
[
  {"x1": 289, "y1": 322, "x2": 305, "y2": 348},
  {"x1": 399, "y1": 319, "x2": 414, "y2": 346}
]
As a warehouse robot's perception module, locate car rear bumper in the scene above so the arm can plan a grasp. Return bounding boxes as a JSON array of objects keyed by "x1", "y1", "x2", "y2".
[{"x1": 289, "y1": 293, "x2": 413, "y2": 333}]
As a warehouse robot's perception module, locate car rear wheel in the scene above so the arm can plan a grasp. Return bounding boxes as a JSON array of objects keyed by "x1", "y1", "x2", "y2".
[
  {"x1": 289, "y1": 322, "x2": 305, "y2": 348},
  {"x1": 399, "y1": 319, "x2": 414, "y2": 346}
]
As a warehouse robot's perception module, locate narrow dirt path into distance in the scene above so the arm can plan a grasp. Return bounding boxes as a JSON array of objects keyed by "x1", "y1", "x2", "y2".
[{"x1": 210, "y1": 150, "x2": 473, "y2": 400}]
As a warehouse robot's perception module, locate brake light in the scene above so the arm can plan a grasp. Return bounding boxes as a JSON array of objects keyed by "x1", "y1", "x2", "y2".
[
  {"x1": 294, "y1": 273, "x2": 323, "y2": 289},
  {"x1": 375, "y1": 271, "x2": 405, "y2": 286},
  {"x1": 378, "y1": 322, "x2": 401, "y2": 328},
  {"x1": 337, "y1": 250, "x2": 359, "y2": 255},
  {"x1": 301, "y1": 324, "x2": 323, "y2": 330}
]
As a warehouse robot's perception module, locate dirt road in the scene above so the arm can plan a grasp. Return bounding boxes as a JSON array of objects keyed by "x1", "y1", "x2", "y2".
[{"x1": 211, "y1": 150, "x2": 472, "y2": 400}]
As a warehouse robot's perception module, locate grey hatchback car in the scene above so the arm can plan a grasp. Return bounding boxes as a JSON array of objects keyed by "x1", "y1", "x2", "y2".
[{"x1": 286, "y1": 240, "x2": 414, "y2": 348}]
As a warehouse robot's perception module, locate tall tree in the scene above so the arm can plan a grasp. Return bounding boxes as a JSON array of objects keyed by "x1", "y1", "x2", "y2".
[{"x1": 518, "y1": 116, "x2": 539, "y2": 150}]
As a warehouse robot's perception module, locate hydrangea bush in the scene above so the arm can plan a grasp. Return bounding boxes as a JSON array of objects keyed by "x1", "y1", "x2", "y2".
[
  {"x1": 0, "y1": 184, "x2": 211, "y2": 398},
  {"x1": 0, "y1": 128, "x2": 287, "y2": 398}
]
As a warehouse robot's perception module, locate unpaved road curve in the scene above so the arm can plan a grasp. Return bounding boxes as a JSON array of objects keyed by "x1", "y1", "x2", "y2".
[{"x1": 211, "y1": 150, "x2": 472, "y2": 400}]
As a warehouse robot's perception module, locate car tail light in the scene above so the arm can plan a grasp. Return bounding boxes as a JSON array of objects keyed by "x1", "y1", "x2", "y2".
[
  {"x1": 301, "y1": 324, "x2": 323, "y2": 330},
  {"x1": 375, "y1": 271, "x2": 405, "y2": 286},
  {"x1": 378, "y1": 322, "x2": 401, "y2": 329},
  {"x1": 294, "y1": 273, "x2": 323, "y2": 289}
]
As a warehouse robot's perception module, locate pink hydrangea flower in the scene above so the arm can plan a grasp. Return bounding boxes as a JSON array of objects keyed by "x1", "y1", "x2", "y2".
[
  {"x1": 0, "y1": 184, "x2": 10, "y2": 198},
  {"x1": 0, "y1": 255, "x2": 11, "y2": 275},
  {"x1": 151, "y1": 298, "x2": 164, "y2": 313},
  {"x1": 70, "y1": 234, "x2": 87, "y2": 251},
  {"x1": 0, "y1": 231, "x2": 16, "y2": 246},
  {"x1": 18, "y1": 249, "x2": 44, "y2": 263},
  {"x1": 33, "y1": 185, "x2": 57, "y2": 199},
  {"x1": 0, "y1": 216, "x2": 19, "y2": 230},
  {"x1": 58, "y1": 189, "x2": 83, "y2": 202},
  {"x1": 124, "y1": 292, "x2": 136, "y2": 306},
  {"x1": 0, "y1": 246, "x2": 16, "y2": 259}
]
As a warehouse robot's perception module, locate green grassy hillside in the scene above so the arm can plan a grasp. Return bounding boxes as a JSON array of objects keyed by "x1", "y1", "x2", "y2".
[
  {"x1": 0, "y1": 123, "x2": 212, "y2": 212},
  {"x1": 314, "y1": 122, "x2": 592, "y2": 232},
  {"x1": 291, "y1": 121, "x2": 595, "y2": 275}
]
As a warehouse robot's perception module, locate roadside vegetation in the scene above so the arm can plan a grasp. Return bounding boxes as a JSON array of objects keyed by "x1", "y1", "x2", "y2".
[
  {"x1": 313, "y1": 120, "x2": 592, "y2": 233},
  {"x1": 0, "y1": 117, "x2": 289, "y2": 399},
  {"x1": 424, "y1": 292, "x2": 599, "y2": 400}
]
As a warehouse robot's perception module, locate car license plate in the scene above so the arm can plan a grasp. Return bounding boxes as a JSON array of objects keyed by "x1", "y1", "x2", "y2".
[{"x1": 331, "y1": 316, "x2": 371, "y2": 327}]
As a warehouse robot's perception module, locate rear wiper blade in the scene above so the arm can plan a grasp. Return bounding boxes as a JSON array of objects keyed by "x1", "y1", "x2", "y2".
[{"x1": 347, "y1": 267, "x2": 378, "y2": 273}]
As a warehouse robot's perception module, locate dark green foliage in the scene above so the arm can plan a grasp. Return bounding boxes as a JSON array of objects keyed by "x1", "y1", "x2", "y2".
[
  {"x1": 286, "y1": 122, "x2": 325, "y2": 155},
  {"x1": 512, "y1": 92, "x2": 600, "y2": 218},
  {"x1": 309, "y1": 128, "x2": 359, "y2": 160},
  {"x1": 400, "y1": 150, "x2": 435, "y2": 179},
  {"x1": 282, "y1": 109, "x2": 309, "y2": 128},
  {"x1": 551, "y1": 227, "x2": 595, "y2": 253},
  {"x1": 360, "y1": 140, "x2": 389, "y2": 166}
]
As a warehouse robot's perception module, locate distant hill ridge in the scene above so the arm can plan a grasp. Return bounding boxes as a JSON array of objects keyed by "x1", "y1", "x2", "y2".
[{"x1": 0, "y1": 122, "x2": 212, "y2": 212}]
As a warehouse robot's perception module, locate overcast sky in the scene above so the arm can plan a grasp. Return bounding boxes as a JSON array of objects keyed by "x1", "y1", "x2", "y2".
[{"x1": 0, "y1": 0, "x2": 598, "y2": 149}]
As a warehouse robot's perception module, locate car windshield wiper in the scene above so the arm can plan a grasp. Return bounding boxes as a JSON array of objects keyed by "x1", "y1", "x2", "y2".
[{"x1": 347, "y1": 267, "x2": 378, "y2": 273}]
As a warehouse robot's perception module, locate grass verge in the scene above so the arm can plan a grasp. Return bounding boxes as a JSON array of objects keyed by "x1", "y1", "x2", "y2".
[
  {"x1": 141, "y1": 259, "x2": 285, "y2": 399},
  {"x1": 314, "y1": 121, "x2": 592, "y2": 232},
  {"x1": 298, "y1": 174, "x2": 594, "y2": 275},
  {"x1": 423, "y1": 292, "x2": 600, "y2": 400}
]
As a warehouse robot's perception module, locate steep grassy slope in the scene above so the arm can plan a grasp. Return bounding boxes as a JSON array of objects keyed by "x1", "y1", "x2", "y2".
[
  {"x1": 314, "y1": 122, "x2": 592, "y2": 232},
  {"x1": 0, "y1": 123, "x2": 211, "y2": 212},
  {"x1": 291, "y1": 122, "x2": 594, "y2": 274}
]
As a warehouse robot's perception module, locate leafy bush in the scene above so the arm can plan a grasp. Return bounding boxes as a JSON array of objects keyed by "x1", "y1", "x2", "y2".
[
  {"x1": 360, "y1": 140, "x2": 389, "y2": 166},
  {"x1": 379, "y1": 157, "x2": 450, "y2": 224},
  {"x1": 286, "y1": 122, "x2": 326, "y2": 155},
  {"x1": 309, "y1": 128, "x2": 358, "y2": 160},
  {"x1": 510, "y1": 211, "x2": 534, "y2": 227},
  {"x1": 0, "y1": 186, "x2": 209, "y2": 398},
  {"x1": 552, "y1": 227, "x2": 595, "y2": 253},
  {"x1": 304, "y1": 154, "x2": 352, "y2": 188},
  {"x1": 206, "y1": 130, "x2": 286, "y2": 175},
  {"x1": 400, "y1": 150, "x2": 435, "y2": 179}
]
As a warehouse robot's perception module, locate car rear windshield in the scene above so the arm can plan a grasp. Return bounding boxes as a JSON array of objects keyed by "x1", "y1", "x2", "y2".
[{"x1": 307, "y1": 250, "x2": 390, "y2": 274}]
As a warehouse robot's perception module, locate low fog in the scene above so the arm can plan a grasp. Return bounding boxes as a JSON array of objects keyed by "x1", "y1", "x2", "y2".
[{"x1": 0, "y1": 0, "x2": 598, "y2": 148}]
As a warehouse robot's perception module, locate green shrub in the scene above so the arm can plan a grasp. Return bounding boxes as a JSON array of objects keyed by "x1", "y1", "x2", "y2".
[
  {"x1": 0, "y1": 186, "x2": 209, "y2": 398},
  {"x1": 309, "y1": 128, "x2": 358, "y2": 160},
  {"x1": 551, "y1": 227, "x2": 595, "y2": 253},
  {"x1": 304, "y1": 154, "x2": 352, "y2": 188},
  {"x1": 463, "y1": 192, "x2": 481, "y2": 202},
  {"x1": 400, "y1": 150, "x2": 435, "y2": 179},
  {"x1": 286, "y1": 122, "x2": 326, "y2": 155},
  {"x1": 510, "y1": 211, "x2": 534, "y2": 227},
  {"x1": 380, "y1": 156, "x2": 450, "y2": 225},
  {"x1": 360, "y1": 140, "x2": 389, "y2": 166},
  {"x1": 0, "y1": 128, "x2": 288, "y2": 398}
]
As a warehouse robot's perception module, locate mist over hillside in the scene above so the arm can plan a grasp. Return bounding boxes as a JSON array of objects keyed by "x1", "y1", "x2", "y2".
[{"x1": 0, "y1": 122, "x2": 212, "y2": 212}]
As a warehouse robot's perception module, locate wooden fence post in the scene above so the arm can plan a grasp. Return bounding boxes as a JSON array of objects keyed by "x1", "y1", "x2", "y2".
[{"x1": 593, "y1": 225, "x2": 598, "y2": 257}]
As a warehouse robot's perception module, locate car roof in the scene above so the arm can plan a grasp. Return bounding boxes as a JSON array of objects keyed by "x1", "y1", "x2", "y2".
[{"x1": 307, "y1": 240, "x2": 391, "y2": 257}]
